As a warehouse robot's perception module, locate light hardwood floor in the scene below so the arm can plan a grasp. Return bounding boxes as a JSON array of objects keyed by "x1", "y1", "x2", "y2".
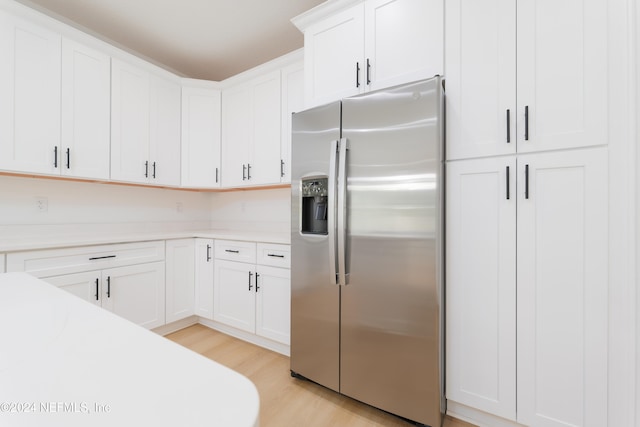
[{"x1": 166, "y1": 324, "x2": 475, "y2": 427}]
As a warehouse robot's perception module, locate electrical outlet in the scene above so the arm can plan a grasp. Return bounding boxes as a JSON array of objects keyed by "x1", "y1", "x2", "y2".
[
  {"x1": 35, "y1": 197, "x2": 48, "y2": 213},
  {"x1": 176, "y1": 202, "x2": 183, "y2": 213}
]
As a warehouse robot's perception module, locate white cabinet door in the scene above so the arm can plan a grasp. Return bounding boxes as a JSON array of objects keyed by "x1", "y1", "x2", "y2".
[
  {"x1": 303, "y1": 3, "x2": 365, "y2": 107},
  {"x1": 221, "y1": 84, "x2": 251, "y2": 187},
  {"x1": 111, "y1": 59, "x2": 150, "y2": 183},
  {"x1": 102, "y1": 262, "x2": 166, "y2": 329},
  {"x1": 365, "y1": 0, "x2": 443, "y2": 91},
  {"x1": 516, "y1": 148, "x2": 607, "y2": 427},
  {"x1": 149, "y1": 76, "x2": 181, "y2": 186},
  {"x1": 0, "y1": 254, "x2": 4, "y2": 273},
  {"x1": 213, "y1": 260, "x2": 255, "y2": 333},
  {"x1": 249, "y1": 70, "x2": 282, "y2": 185},
  {"x1": 445, "y1": 157, "x2": 517, "y2": 420},
  {"x1": 445, "y1": 0, "x2": 516, "y2": 160},
  {"x1": 181, "y1": 87, "x2": 221, "y2": 188},
  {"x1": 255, "y1": 265, "x2": 290, "y2": 345},
  {"x1": 45, "y1": 271, "x2": 102, "y2": 307},
  {"x1": 195, "y1": 239, "x2": 215, "y2": 320},
  {"x1": 0, "y1": 11, "x2": 61, "y2": 174},
  {"x1": 280, "y1": 62, "x2": 304, "y2": 183},
  {"x1": 60, "y1": 38, "x2": 110, "y2": 180},
  {"x1": 165, "y1": 239, "x2": 195, "y2": 324},
  {"x1": 516, "y1": 0, "x2": 608, "y2": 152}
]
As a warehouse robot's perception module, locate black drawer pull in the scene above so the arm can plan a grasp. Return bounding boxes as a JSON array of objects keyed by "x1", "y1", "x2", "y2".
[
  {"x1": 225, "y1": 249, "x2": 240, "y2": 254},
  {"x1": 89, "y1": 255, "x2": 116, "y2": 261},
  {"x1": 267, "y1": 254, "x2": 285, "y2": 258}
]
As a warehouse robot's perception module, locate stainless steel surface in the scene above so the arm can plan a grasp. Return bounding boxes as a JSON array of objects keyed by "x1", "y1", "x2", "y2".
[
  {"x1": 291, "y1": 77, "x2": 443, "y2": 427},
  {"x1": 290, "y1": 101, "x2": 341, "y2": 392},
  {"x1": 328, "y1": 140, "x2": 339, "y2": 285}
]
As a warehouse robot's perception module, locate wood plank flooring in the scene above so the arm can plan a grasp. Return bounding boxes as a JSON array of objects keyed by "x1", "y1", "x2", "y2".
[{"x1": 166, "y1": 324, "x2": 476, "y2": 427}]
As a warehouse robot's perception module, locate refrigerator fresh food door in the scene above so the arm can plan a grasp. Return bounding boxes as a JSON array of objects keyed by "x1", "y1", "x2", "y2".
[
  {"x1": 290, "y1": 101, "x2": 342, "y2": 392},
  {"x1": 340, "y1": 77, "x2": 443, "y2": 426}
]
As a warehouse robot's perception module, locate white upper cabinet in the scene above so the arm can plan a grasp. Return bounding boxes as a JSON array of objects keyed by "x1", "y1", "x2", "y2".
[
  {"x1": 295, "y1": 0, "x2": 443, "y2": 108},
  {"x1": 222, "y1": 70, "x2": 282, "y2": 188},
  {"x1": 181, "y1": 84, "x2": 221, "y2": 188},
  {"x1": 0, "y1": 10, "x2": 61, "y2": 174},
  {"x1": 280, "y1": 62, "x2": 304, "y2": 183},
  {"x1": 111, "y1": 58, "x2": 181, "y2": 186},
  {"x1": 61, "y1": 38, "x2": 110, "y2": 180},
  {"x1": 446, "y1": 0, "x2": 609, "y2": 160}
]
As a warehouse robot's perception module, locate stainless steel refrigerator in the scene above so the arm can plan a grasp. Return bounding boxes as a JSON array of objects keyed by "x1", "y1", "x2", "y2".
[{"x1": 290, "y1": 77, "x2": 444, "y2": 427}]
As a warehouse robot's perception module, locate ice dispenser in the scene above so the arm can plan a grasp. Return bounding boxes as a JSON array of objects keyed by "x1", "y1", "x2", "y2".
[{"x1": 301, "y1": 178, "x2": 328, "y2": 235}]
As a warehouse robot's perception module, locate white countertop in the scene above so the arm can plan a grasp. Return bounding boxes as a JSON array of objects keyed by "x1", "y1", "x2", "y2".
[
  {"x1": 0, "y1": 229, "x2": 290, "y2": 253},
  {"x1": 0, "y1": 272, "x2": 260, "y2": 427}
]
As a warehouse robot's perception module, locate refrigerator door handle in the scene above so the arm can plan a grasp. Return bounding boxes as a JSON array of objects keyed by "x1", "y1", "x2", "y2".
[
  {"x1": 328, "y1": 140, "x2": 339, "y2": 285},
  {"x1": 337, "y1": 137, "x2": 349, "y2": 286}
]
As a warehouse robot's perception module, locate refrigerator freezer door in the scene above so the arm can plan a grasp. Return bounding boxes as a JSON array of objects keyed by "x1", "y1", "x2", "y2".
[
  {"x1": 290, "y1": 101, "x2": 342, "y2": 392},
  {"x1": 340, "y1": 78, "x2": 443, "y2": 426}
]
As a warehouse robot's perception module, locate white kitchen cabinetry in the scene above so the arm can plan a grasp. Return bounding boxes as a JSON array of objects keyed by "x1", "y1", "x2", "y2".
[
  {"x1": 213, "y1": 241, "x2": 290, "y2": 345},
  {"x1": 0, "y1": 254, "x2": 5, "y2": 273},
  {"x1": 280, "y1": 62, "x2": 304, "y2": 183},
  {"x1": 181, "y1": 84, "x2": 222, "y2": 188},
  {"x1": 60, "y1": 38, "x2": 111, "y2": 180},
  {"x1": 222, "y1": 70, "x2": 282, "y2": 187},
  {"x1": 446, "y1": 148, "x2": 608, "y2": 426},
  {"x1": 165, "y1": 239, "x2": 195, "y2": 324},
  {"x1": 111, "y1": 58, "x2": 181, "y2": 186},
  {"x1": 0, "y1": 10, "x2": 61, "y2": 174},
  {"x1": 7, "y1": 241, "x2": 166, "y2": 329},
  {"x1": 294, "y1": 0, "x2": 442, "y2": 108},
  {"x1": 445, "y1": 0, "x2": 609, "y2": 160},
  {"x1": 194, "y1": 238, "x2": 215, "y2": 320}
]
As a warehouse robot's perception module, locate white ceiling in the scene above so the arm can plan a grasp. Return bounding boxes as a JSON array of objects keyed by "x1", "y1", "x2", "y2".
[{"x1": 15, "y1": 0, "x2": 325, "y2": 81}]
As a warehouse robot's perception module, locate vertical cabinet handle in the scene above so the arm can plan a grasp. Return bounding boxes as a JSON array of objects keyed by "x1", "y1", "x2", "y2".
[
  {"x1": 216, "y1": 167, "x2": 219, "y2": 183},
  {"x1": 144, "y1": 161, "x2": 149, "y2": 178},
  {"x1": 242, "y1": 164, "x2": 247, "y2": 180},
  {"x1": 506, "y1": 109, "x2": 511, "y2": 143},
  {"x1": 106, "y1": 276, "x2": 111, "y2": 298},
  {"x1": 524, "y1": 105, "x2": 529, "y2": 141},
  {"x1": 248, "y1": 271, "x2": 253, "y2": 291},
  {"x1": 95, "y1": 278, "x2": 99, "y2": 301},
  {"x1": 506, "y1": 166, "x2": 510, "y2": 200},
  {"x1": 54, "y1": 146, "x2": 58, "y2": 168},
  {"x1": 206, "y1": 244, "x2": 211, "y2": 262},
  {"x1": 256, "y1": 273, "x2": 260, "y2": 292},
  {"x1": 356, "y1": 62, "x2": 360, "y2": 88},
  {"x1": 152, "y1": 162, "x2": 156, "y2": 179},
  {"x1": 66, "y1": 148, "x2": 71, "y2": 169},
  {"x1": 366, "y1": 58, "x2": 371, "y2": 85},
  {"x1": 525, "y1": 164, "x2": 530, "y2": 199},
  {"x1": 247, "y1": 163, "x2": 251, "y2": 180},
  {"x1": 280, "y1": 160, "x2": 285, "y2": 177}
]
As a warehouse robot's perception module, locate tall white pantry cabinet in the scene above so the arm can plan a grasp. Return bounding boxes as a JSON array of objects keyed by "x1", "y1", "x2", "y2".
[{"x1": 445, "y1": 1, "x2": 611, "y2": 426}]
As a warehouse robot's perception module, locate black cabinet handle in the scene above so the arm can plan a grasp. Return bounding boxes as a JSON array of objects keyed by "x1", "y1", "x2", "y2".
[
  {"x1": 216, "y1": 167, "x2": 219, "y2": 183},
  {"x1": 525, "y1": 105, "x2": 529, "y2": 141},
  {"x1": 267, "y1": 254, "x2": 285, "y2": 258},
  {"x1": 206, "y1": 244, "x2": 212, "y2": 262},
  {"x1": 248, "y1": 271, "x2": 253, "y2": 291},
  {"x1": 89, "y1": 255, "x2": 116, "y2": 261},
  {"x1": 66, "y1": 148, "x2": 70, "y2": 169},
  {"x1": 242, "y1": 164, "x2": 247, "y2": 180},
  {"x1": 106, "y1": 276, "x2": 111, "y2": 298},
  {"x1": 152, "y1": 161, "x2": 156, "y2": 179},
  {"x1": 247, "y1": 163, "x2": 251, "y2": 180},
  {"x1": 256, "y1": 273, "x2": 260, "y2": 292},
  {"x1": 366, "y1": 58, "x2": 371, "y2": 85},
  {"x1": 145, "y1": 161, "x2": 149, "y2": 178},
  {"x1": 280, "y1": 160, "x2": 285, "y2": 178},
  {"x1": 525, "y1": 164, "x2": 530, "y2": 199},
  {"x1": 54, "y1": 146, "x2": 58, "y2": 168},
  {"x1": 506, "y1": 166, "x2": 510, "y2": 200},
  {"x1": 356, "y1": 62, "x2": 360, "y2": 88},
  {"x1": 506, "y1": 109, "x2": 511, "y2": 143},
  {"x1": 95, "y1": 278, "x2": 99, "y2": 301},
  {"x1": 225, "y1": 249, "x2": 239, "y2": 254}
]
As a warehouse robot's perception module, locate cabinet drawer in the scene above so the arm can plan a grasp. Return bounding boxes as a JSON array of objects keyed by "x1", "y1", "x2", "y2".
[
  {"x1": 214, "y1": 240, "x2": 256, "y2": 264},
  {"x1": 257, "y1": 243, "x2": 290, "y2": 268},
  {"x1": 6, "y1": 241, "x2": 165, "y2": 278}
]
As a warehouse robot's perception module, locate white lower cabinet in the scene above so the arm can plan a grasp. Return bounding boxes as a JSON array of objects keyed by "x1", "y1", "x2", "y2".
[
  {"x1": 44, "y1": 262, "x2": 166, "y2": 329},
  {"x1": 194, "y1": 238, "x2": 215, "y2": 320},
  {"x1": 0, "y1": 254, "x2": 5, "y2": 273},
  {"x1": 446, "y1": 147, "x2": 608, "y2": 426},
  {"x1": 213, "y1": 241, "x2": 291, "y2": 345},
  {"x1": 165, "y1": 239, "x2": 195, "y2": 323}
]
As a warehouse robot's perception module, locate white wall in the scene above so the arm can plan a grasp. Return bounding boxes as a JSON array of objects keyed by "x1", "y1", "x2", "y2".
[
  {"x1": 210, "y1": 188, "x2": 290, "y2": 233},
  {"x1": 0, "y1": 176, "x2": 213, "y2": 239}
]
